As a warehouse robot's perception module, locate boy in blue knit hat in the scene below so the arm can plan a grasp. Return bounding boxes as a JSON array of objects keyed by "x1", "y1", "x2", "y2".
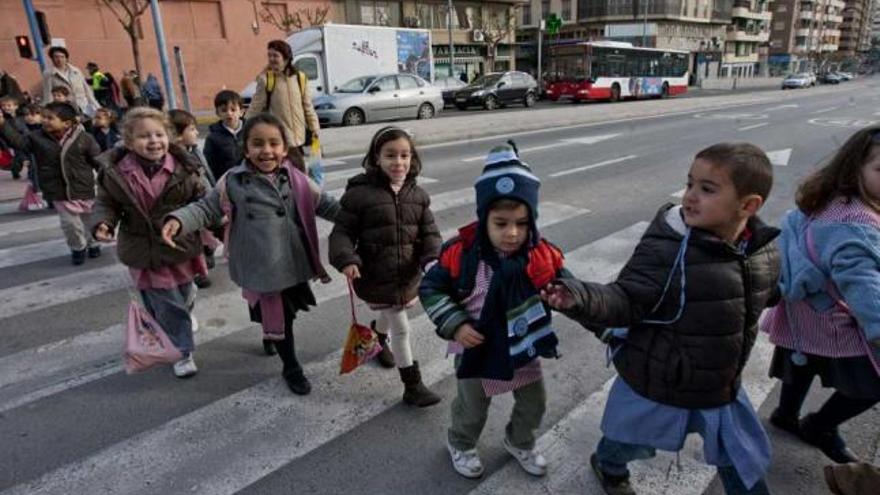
[{"x1": 420, "y1": 142, "x2": 569, "y2": 479}]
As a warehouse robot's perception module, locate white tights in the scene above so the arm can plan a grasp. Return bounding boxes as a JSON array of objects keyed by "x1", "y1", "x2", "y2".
[{"x1": 375, "y1": 309, "x2": 414, "y2": 369}]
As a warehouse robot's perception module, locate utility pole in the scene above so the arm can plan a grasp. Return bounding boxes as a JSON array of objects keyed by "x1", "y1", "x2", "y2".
[
  {"x1": 538, "y1": 19, "x2": 544, "y2": 89},
  {"x1": 149, "y1": 0, "x2": 177, "y2": 109},
  {"x1": 21, "y1": 0, "x2": 46, "y2": 71},
  {"x1": 448, "y1": 0, "x2": 455, "y2": 77},
  {"x1": 642, "y1": 0, "x2": 649, "y2": 47}
]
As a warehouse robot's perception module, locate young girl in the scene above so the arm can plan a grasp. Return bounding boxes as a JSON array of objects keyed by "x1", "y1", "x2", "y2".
[
  {"x1": 161, "y1": 113, "x2": 339, "y2": 395},
  {"x1": 0, "y1": 101, "x2": 102, "y2": 264},
  {"x1": 328, "y1": 126, "x2": 442, "y2": 407},
  {"x1": 762, "y1": 126, "x2": 880, "y2": 464},
  {"x1": 90, "y1": 107, "x2": 120, "y2": 152},
  {"x1": 169, "y1": 108, "x2": 219, "y2": 289},
  {"x1": 92, "y1": 107, "x2": 208, "y2": 378}
]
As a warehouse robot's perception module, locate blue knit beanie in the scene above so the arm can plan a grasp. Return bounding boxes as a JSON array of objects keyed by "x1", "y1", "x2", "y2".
[{"x1": 475, "y1": 141, "x2": 541, "y2": 245}]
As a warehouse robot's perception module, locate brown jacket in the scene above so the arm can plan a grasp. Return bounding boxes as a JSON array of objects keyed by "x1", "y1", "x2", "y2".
[
  {"x1": 329, "y1": 168, "x2": 441, "y2": 306},
  {"x1": 92, "y1": 145, "x2": 205, "y2": 270},
  {"x1": 245, "y1": 69, "x2": 319, "y2": 148}
]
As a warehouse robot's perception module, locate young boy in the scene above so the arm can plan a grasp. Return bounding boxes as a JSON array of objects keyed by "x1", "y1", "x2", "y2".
[
  {"x1": 21, "y1": 104, "x2": 43, "y2": 193},
  {"x1": 203, "y1": 90, "x2": 244, "y2": 181},
  {"x1": 420, "y1": 143, "x2": 567, "y2": 479},
  {"x1": 0, "y1": 102, "x2": 102, "y2": 264},
  {"x1": 90, "y1": 107, "x2": 120, "y2": 152},
  {"x1": 50, "y1": 86, "x2": 71, "y2": 104},
  {"x1": 542, "y1": 143, "x2": 780, "y2": 495},
  {"x1": 0, "y1": 95, "x2": 27, "y2": 179}
]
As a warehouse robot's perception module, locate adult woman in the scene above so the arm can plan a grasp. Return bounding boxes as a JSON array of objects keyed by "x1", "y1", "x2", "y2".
[
  {"x1": 41, "y1": 46, "x2": 100, "y2": 116},
  {"x1": 245, "y1": 40, "x2": 319, "y2": 168}
]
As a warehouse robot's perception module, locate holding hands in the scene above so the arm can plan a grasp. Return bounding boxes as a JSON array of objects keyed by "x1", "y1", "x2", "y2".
[
  {"x1": 454, "y1": 323, "x2": 484, "y2": 348},
  {"x1": 341, "y1": 264, "x2": 361, "y2": 280},
  {"x1": 94, "y1": 223, "x2": 115, "y2": 242},
  {"x1": 161, "y1": 218, "x2": 182, "y2": 248},
  {"x1": 540, "y1": 282, "x2": 576, "y2": 310}
]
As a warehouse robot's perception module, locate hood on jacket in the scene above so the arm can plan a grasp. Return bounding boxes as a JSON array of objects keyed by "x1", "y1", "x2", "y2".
[{"x1": 776, "y1": 209, "x2": 837, "y2": 311}]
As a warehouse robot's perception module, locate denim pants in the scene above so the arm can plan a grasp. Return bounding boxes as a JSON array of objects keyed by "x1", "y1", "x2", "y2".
[
  {"x1": 140, "y1": 282, "x2": 195, "y2": 355},
  {"x1": 595, "y1": 436, "x2": 772, "y2": 495}
]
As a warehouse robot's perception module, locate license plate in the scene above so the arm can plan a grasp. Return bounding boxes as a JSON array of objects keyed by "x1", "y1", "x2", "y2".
[{"x1": 456, "y1": 97, "x2": 467, "y2": 102}]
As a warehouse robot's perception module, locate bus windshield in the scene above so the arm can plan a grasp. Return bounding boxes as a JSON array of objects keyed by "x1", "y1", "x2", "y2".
[{"x1": 549, "y1": 54, "x2": 589, "y2": 82}]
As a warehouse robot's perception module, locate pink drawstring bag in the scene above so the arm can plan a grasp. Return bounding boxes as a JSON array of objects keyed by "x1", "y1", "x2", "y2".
[
  {"x1": 18, "y1": 183, "x2": 46, "y2": 212},
  {"x1": 124, "y1": 300, "x2": 182, "y2": 374}
]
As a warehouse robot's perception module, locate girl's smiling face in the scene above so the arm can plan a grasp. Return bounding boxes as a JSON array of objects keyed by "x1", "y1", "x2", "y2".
[
  {"x1": 245, "y1": 123, "x2": 287, "y2": 173},
  {"x1": 127, "y1": 117, "x2": 169, "y2": 162},
  {"x1": 377, "y1": 137, "x2": 412, "y2": 184}
]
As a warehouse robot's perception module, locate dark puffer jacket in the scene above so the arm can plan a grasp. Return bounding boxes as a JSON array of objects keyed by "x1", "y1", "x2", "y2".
[
  {"x1": 92, "y1": 145, "x2": 205, "y2": 270},
  {"x1": 560, "y1": 204, "x2": 780, "y2": 409},
  {"x1": 1, "y1": 121, "x2": 100, "y2": 201},
  {"x1": 329, "y1": 169, "x2": 441, "y2": 306}
]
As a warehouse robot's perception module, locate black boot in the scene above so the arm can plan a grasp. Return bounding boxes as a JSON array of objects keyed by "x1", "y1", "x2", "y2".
[
  {"x1": 370, "y1": 320, "x2": 395, "y2": 368},
  {"x1": 283, "y1": 366, "x2": 312, "y2": 395},
  {"x1": 262, "y1": 339, "x2": 277, "y2": 356},
  {"x1": 71, "y1": 249, "x2": 86, "y2": 266},
  {"x1": 798, "y1": 413, "x2": 860, "y2": 464},
  {"x1": 87, "y1": 245, "x2": 102, "y2": 258},
  {"x1": 275, "y1": 334, "x2": 309, "y2": 395},
  {"x1": 398, "y1": 361, "x2": 441, "y2": 407},
  {"x1": 194, "y1": 274, "x2": 212, "y2": 288},
  {"x1": 769, "y1": 408, "x2": 801, "y2": 436}
]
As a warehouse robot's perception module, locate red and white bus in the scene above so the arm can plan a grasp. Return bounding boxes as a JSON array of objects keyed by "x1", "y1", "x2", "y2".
[{"x1": 545, "y1": 41, "x2": 689, "y2": 102}]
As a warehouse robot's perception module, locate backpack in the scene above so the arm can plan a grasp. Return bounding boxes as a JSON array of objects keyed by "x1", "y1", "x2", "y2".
[{"x1": 264, "y1": 69, "x2": 312, "y2": 146}]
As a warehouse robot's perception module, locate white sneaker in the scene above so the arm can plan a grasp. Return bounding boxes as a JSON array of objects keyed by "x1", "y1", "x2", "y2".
[
  {"x1": 190, "y1": 314, "x2": 199, "y2": 333},
  {"x1": 447, "y1": 441, "x2": 484, "y2": 478},
  {"x1": 503, "y1": 437, "x2": 548, "y2": 476},
  {"x1": 173, "y1": 355, "x2": 198, "y2": 378}
]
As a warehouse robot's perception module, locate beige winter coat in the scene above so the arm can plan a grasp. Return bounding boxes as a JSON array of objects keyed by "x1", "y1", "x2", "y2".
[
  {"x1": 41, "y1": 64, "x2": 100, "y2": 115},
  {"x1": 245, "y1": 69, "x2": 320, "y2": 148}
]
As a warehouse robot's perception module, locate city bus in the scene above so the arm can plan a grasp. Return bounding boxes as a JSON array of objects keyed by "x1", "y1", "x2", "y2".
[{"x1": 545, "y1": 41, "x2": 690, "y2": 102}]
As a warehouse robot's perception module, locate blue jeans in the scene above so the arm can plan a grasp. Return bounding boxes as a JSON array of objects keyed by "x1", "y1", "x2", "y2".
[
  {"x1": 595, "y1": 436, "x2": 771, "y2": 495},
  {"x1": 140, "y1": 283, "x2": 195, "y2": 354}
]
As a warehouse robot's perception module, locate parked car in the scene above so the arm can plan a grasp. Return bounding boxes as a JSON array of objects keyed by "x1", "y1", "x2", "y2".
[
  {"x1": 434, "y1": 76, "x2": 468, "y2": 107},
  {"x1": 820, "y1": 72, "x2": 843, "y2": 84},
  {"x1": 781, "y1": 74, "x2": 812, "y2": 89},
  {"x1": 453, "y1": 71, "x2": 539, "y2": 111},
  {"x1": 313, "y1": 73, "x2": 443, "y2": 126},
  {"x1": 837, "y1": 71, "x2": 854, "y2": 81}
]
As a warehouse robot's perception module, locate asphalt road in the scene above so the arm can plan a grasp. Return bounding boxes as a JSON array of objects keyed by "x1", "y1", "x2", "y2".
[{"x1": 1, "y1": 79, "x2": 878, "y2": 495}]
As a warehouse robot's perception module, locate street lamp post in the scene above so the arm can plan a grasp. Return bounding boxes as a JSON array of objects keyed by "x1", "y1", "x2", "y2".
[
  {"x1": 642, "y1": 0, "x2": 649, "y2": 47},
  {"x1": 448, "y1": 0, "x2": 455, "y2": 77},
  {"x1": 149, "y1": 0, "x2": 177, "y2": 109}
]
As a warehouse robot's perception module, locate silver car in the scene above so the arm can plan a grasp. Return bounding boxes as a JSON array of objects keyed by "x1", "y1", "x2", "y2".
[{"x1": 313, "y1": 73, "x2": 444, "y2": 126}]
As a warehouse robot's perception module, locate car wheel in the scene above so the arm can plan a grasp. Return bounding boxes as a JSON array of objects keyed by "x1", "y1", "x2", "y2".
[
  {"x1": 417, "y1": 103, "x2": 435, "y2": 120},
  {"x1": 342, "y1": 108, "x2": 364, "y2": 126},
  {"x1": 524, "y1": 92, "x2": 537, "y2": 107},
  {"x1": 610, "y1": 84, "x2": 621, "y2": 102},
  {"x1": 484, "y1": 95, "x2": 499, "y2": 111}
]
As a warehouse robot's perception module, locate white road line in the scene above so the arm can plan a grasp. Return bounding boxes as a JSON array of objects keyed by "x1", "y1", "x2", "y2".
[
  {"x1": 811, "y1": 106, "x2": 839, "y2": 115},
  {"x1": 765, "y1": 104, "x2": 798, "y2": 111},
  {"x1": 3, "y1": 213, "x2": 634, "y2": 495},
  {"x1": 0, "y1": 238, "x2": 118, "y2": 269},
  {"x1": 0, "y1": 202, "x2": 589, "y2": 412},
  {"x1": 461, "y1": 133, "x2": 621, "y2": 162},
  {"x1": 549, "y1": 155, "x2": 638, "y2": 178},
  {"x1": 0, "y1": 215, "x2": 59, "y2": 238},
  {"x1": 766, "y1": 148, "x2": 793, "y2": 167},
  {"x1": 737, "y1": 122, "x2": 769, "y2": 131}
]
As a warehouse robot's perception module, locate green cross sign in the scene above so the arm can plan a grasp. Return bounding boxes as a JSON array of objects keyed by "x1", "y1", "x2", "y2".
[{"x1": 546, "y1": 13, "x2": 562, "y2": 35}]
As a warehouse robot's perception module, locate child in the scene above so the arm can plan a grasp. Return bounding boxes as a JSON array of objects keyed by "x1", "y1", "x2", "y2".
[
  {"x1": 330, "y1": 126, "x2": 443, "y2": 407},
  {"x1": 542, "y1": 143, "x2": 779, "y2": 495},
  {"x1": 51, "y1": 86, "x2": 71, "y2": 104},
  {"x1": 169, "y1": 108, "x2": 218, "y2": 289},
  {"x1": 21, "y1": 104, "x2": 43, "y2": 194},
  {"x1": 92, "y1": 107, "x2": 208, "y2": 378},
  {"x1": 761, "y1": 126, "x2": 880, "y2": 465},
  {"x1": 203, "y1": 90, "x2": 244, "y2": 180},
  {"x1": 0, "y1": 102, "x2": 102, "y2": 264},
  {"x1": 161, "y1": 113, "x2": 339, "y2": 394},
  {"x1": 419, "y1": 143, "x2": 566, "y2": 478},
  {"x1": 90, "y1": 107, "x2": 120, "y2": 152},
  {"x1": 0, "y1": 95, "x2": 27, "y2": 179}
]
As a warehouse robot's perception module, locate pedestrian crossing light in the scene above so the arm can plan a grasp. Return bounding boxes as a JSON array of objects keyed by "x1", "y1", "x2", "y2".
[
  {"x1": 15, "y1": 36, "x2": 33, "y2": 60},
  {"x1": 546, "y1": 14, "x2": 562, "y2": 36}
]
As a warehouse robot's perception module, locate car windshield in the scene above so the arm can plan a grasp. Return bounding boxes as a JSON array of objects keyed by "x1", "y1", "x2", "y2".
[
  {"x1": 337, "y1": 76, "x2": 376, "y2": 93},
  {"x1": 469, "y1": 74, "x2": 502, "y2": 88}
]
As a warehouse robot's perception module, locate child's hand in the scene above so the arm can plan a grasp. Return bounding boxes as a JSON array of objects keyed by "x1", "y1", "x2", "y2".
[
  {"x1": 454, "y1": 323, "x2": 484, "y2": 348},
  {"x1": 161, "y1": 218, "x2": 182, "y2": 248},
  {"x1": 342, "y1": 264, "x2": 361, "y2": 280},
  {"x1": 94, "y1": 223, "x2": 115, "y2": 242},
  {"x1": 540, "y1": 282, "x2": 576, "y2": 310}
]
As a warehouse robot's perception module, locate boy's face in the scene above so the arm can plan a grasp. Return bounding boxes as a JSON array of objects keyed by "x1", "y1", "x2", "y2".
[
  {"x1": 0, "y1": 101, "x2": 17, "y2": 115},
  {"x1": 179, "y1": 123, "x2": 199, "y2": 146},
  {"x1": 93, "y1": 113, "x2": 110, "y2": 129},
  {"x1": 24, "y1": 112, "x2": 42, "y2": 125},
  {"x1": 51, "y1": 92, "x2": 68, "y2": 103},
  {"x1": 42, "y1": 111, "x2": 73, "y2": 134},
  {"x1": 683, "y1": 158, "x2": 760, "y2": 241},
  {"x1": 216, "y1": 102, "x2": 243, "y2": 127},
  {"x1": 486, "y1": 203, "x2": 530, "y2": 254}
]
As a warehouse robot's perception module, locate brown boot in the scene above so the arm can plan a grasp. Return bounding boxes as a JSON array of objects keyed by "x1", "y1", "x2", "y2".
[
  {"x1": 370, "y1": 320, "x2": 395, "y2": 368},
  {"x1": 398, "y1": 361, "x2": 441, "y2": 407}
]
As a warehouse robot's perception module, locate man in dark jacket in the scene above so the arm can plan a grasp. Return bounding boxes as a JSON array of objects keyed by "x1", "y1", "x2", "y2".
[
  {"x1": 203, "y1": 90, "x2": 244, "y2": 179},
  {"x1": 543, "y1": 143, "x2": 780, "y2": 495}
]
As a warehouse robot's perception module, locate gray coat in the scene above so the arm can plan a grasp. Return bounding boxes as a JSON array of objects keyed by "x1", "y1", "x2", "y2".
[{"x1": 172, "y1": 163, "x2": 339, "y2": 293}]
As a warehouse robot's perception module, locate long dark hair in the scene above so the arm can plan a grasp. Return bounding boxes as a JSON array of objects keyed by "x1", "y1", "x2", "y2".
[
  {"x1": 239, "y1": 112, "x2": 294, "y2": 166},
  {"x1": 796, "y1": 125, "x2": 880, "y2": 215},
  {"x1": 267, "y1": 40, "x2": 296, "y2": 77},
  {"x1": 362, "y1": 126, "x2": 422, "y2": 179}
]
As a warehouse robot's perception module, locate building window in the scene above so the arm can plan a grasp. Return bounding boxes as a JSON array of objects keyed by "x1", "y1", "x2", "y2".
[
  {"x1": 522, "y1": 5, "x2": 532, "y2": 25},
  {"x1": 774, "y1": 21, "x2": 785, "y2": 30},
  {"x1": 542, "y1": 0, "x2": 550, "y2": 19},
  {"x1": 562, "y1": 0, "x2": 572, "y2": 20},
  {"x1": 777, "y1": 4, "x2": 786, "y2": 12},
  {"x1": 360, "y1": 1, "x2": 401, "y2": 26}
]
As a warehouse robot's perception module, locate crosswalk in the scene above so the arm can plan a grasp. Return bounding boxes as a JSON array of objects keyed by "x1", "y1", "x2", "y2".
[{"x1": 0, "y1": 171, "x2": 785, "y2": 495}]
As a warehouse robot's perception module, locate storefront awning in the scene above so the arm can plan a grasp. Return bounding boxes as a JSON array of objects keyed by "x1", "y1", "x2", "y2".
[{"x1": 434, "y1": 56, "x2": 484, "y2": 64}]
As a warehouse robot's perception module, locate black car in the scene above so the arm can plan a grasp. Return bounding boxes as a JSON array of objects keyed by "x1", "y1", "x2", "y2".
[
  {"x1": 453, "y1": 71, "x2": 538, "y2": 111},
  {"x1": 434, "y1": 76, "x2": 468, "y2": 107}
]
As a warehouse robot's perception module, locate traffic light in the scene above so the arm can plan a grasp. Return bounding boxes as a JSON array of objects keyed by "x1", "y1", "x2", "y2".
[
  {"x1": 35, "y1": 11, "x2": 51, "y2": 45},
  {"x1": 15, "y1": 36, "x2": 33, "y2": 60}
]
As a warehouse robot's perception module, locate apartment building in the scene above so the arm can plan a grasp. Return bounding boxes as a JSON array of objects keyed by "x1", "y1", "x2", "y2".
[
  {"x1": 769, "y1": 0, "x2": 844, "y2": 72},
  {"x1": 721, "y1": 0, "x2": 773, "y2": 76}
]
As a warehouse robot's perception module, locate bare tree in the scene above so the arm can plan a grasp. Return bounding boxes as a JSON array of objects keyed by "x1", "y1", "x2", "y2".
[
  {"x1": 250, "y1": 1, "x2": 330, "y2": 35},
  {"x1": 480, "y1": 5, "x2": 519, "y2": 72},
  {"x1": 97, "y1": 0, "x2": 151, "y2": 77}
]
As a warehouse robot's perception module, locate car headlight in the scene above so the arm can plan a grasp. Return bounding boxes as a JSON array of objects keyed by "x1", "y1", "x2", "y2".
[
  {"x1": 315, "y1": 103, "x2": 335, "y2": 110},
  {"x1": 472, "y1": 90, "x2": 485, "y2": 97}
]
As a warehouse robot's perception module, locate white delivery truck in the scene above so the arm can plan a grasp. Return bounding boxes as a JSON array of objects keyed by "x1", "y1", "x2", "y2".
[{"x1": 242, "y1": 24, "x2": 434, "y2": 103}]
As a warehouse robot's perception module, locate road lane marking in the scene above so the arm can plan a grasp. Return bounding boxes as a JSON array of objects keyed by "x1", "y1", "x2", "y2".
[
  {"x1": 549, "y1": 155, "x2": 638, "y2": 178},
  {"x1": 461, "y1": 133, "x2": 622, "y2": 162},
  {"x1": 737, "y1": 122, "x2": 769, "y2": 131},
  {"x1": 811, "y1": 106, "x2": 839, "y2": 114},
  {"x1": 766, "y1": 148, "x2": 792, "y2": 167}
]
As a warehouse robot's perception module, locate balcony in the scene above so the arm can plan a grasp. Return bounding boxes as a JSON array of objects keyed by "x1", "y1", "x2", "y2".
[
  {"x1": 727, "y1": 29, "x2": 771, "y2": 42},
  {"x1": 722, "y1": 53, "x2": 760, "y2": 64},
  {"x1": 827, "y1": 14, "x2": 843, "y2": 23},
  {"x1": 820, "y1": 43, "x2": 839, "y2": 51},
  {"x1": 825, "y1": 29, "x2": 841, "y2": 37},
  {"x1": 829, "y1": 0, "x2": 845, "y2": 8},
  {"x1": 799, "y1": 11, "x2": 814, "y2": 20},
  {"x1": 732, "y1": 7, "x2": 773, "y2": 20}
]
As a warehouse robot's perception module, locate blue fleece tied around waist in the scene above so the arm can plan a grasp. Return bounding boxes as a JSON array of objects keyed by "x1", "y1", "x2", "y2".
[{"x1": 457, "y1": 249, "x2": 559, "y2": 381}]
